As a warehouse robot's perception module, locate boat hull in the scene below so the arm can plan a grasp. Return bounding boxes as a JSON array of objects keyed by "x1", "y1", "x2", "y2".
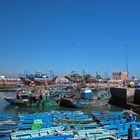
[
  {"x1": 30, "y1": 100, "x2": 60, "y2": 107},
  {"x1": 59, "y1": 118, "x2": 93, "y2": 124},
  {"x1": 4, "y1": 97, "x2": 60, "y2": 107},
  {"x1": 60, "y1": 97, "x2": 110, "y2": 108},
  {"x1": 4, "y1": 97, "x2": 17, "y2": 105}
]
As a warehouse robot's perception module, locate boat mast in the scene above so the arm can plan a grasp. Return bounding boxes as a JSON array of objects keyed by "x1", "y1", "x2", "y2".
[
  {"x1": 124, "y1": 43, "x2": 129, "y2": 80},
  {"x1": 96, "y1": 71, "x2": 99, "y2": 93}
]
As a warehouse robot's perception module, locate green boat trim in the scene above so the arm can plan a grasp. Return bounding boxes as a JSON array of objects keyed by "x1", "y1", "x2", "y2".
[{"x1": 30, "y1": 99, "x2": 60, "y2": 107}]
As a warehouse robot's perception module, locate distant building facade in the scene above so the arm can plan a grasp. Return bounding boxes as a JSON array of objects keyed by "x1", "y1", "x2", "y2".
[
  {"x1": 0, "y1": 75, "x2": 20, "y2": 87},
  {"x1": 112, "y1": 72, "x2": 128, "y2": 81},
  {"x1": 0, "y1": 75, "x2": 5, "y2": 80},
  {"x1": 55, "y1": 76, "x2": 69, "y2": 83}
]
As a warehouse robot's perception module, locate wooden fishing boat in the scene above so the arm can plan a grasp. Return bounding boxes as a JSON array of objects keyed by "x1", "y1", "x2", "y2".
[
  {"x1": 92, "y1": 110, "x2": 137, "y2": 123},
  {"x1": 4, "y1": 97, "x2": 17, "y2": 105},
  {"x1": 4, "y1": 94, "x2": 60, "y2": 107},
  {"x1": 92, "y1": 111, "x2": 140, "y2": 140},
  {"x1": 51, "y1": 110, "x2": 93, "y2": 124},
  {"x1": 30, "y1": 99, "x2": 60, "y2": 107},
  {"x1": 11, "y1": 126, "x2": 73, "y2": 140},
  {"x1": 10, "y1": 127, "x2": 117, "y2": 140},
  {"x1": 60, "y1": 88, "x2": 111, "y2": 108},
  {"x1": 68, "y1": 123, "x2": 100, "y2": 130},
  {"x1": 0, "y1": 114, "x2": 13, "y2": 121},
  {"x1": 59, "y1": 118, "x2": 93, "y2": 124}
]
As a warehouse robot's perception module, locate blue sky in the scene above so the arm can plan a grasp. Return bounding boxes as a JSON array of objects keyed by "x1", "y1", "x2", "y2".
[{"x1": 0, "y1": 0, "x2": 140, "y2": 78}]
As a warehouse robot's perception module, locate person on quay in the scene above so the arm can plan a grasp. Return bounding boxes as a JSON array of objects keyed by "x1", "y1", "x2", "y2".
[{"x1": 128, "y1": 124, "x2": 133, "y2": 140}]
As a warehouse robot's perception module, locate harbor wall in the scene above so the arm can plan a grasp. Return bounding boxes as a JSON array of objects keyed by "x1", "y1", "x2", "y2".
[
  {"x1": 109, "y1": 87, "x2": 127, "y2": 107},
  {"x1": 133, "y1": 90, "x2": 140, "y2": 105},
  {"x1": 109, "y1": 87, "x2": 140, "y2": 110}
]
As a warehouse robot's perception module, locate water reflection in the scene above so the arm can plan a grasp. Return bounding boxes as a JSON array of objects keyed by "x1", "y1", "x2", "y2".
[
  {"x1": 0, "y1": 91, "x2": 123, "y2": 117},
  {"x1": 3, "y1": 103, "x2": 123, "y2": 117}
]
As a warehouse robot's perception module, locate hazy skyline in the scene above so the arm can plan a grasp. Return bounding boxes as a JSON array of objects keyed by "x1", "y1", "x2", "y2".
[{"x1": 0, "y1": 0, "x2": 140, "y2": 78}]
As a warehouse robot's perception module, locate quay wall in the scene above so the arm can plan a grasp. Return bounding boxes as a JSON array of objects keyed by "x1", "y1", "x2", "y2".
[
  {"x1": 133, "y1": 90, "x2": 140, "y2": 105},
  {"x1": 109, "y1": 87, "x2": 140, "y2": 110},
  {"x1": 109, "y1": 88, "x2": 127, "y2": 107}
]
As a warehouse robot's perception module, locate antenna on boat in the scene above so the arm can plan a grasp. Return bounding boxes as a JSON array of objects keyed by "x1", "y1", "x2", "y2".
[{"x1": 96, "y1": 71, "x2": 99, "y2": 92}]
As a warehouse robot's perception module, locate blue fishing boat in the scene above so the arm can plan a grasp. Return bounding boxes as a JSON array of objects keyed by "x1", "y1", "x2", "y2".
[
  {"x1": 135, "y1": 83, "x2": 140, "y2": 88},
  {"x1": 3, "y1": 97, "x2": 17, "y2": 105},
  {"x1": 68, "y1": 123, "x2": 100, "y2": 130},
  {"x1": 50, "y1": 110, "x2": 93, "y2": 124},
  {"x1": 10, "y1": 127, "x2": 118, "y2": 140},
  {"x1": 115, "y1": 122, "x2": 140, "y2": 139},
  {"x1": 92, "y1": 110, "x2": 137, "y2": 123},
  {"x1": 92, "y1": 110, "x2": 140, "y2": 139},
  {"x1": 60, "y1": 88, "x2": 111, "y2": 108}
]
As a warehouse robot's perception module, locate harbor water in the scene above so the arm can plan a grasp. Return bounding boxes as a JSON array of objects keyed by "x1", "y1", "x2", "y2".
[{"x1": 0, "y1": 91, "x2": 123, "y2": 117}]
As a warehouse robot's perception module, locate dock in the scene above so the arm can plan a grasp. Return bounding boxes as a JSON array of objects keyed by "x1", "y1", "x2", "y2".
[{"x1": 109, "y1": 87, "x2": 140, "y2": 114}]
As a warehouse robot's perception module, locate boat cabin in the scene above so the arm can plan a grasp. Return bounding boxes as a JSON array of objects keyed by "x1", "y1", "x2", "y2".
[{"x1": 81, "y1": 89, "x2": 93, "y2": 99}]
